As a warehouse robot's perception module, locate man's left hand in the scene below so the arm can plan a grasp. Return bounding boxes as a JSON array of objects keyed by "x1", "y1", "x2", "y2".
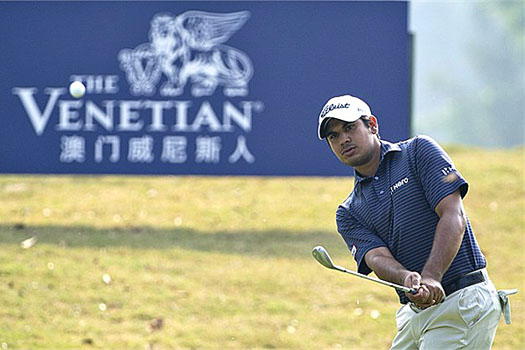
[{"x1": 420, "y1": 276, "x2": 445, "y2": 305}]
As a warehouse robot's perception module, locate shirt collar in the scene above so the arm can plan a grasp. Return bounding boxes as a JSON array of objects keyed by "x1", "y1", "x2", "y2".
[{"x1": 354, "y1": 140, "x2": 401, "y2": 183}]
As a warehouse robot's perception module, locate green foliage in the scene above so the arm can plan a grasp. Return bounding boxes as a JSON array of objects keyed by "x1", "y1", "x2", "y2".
[
  {"x1": 483, "y1": 1, "x2": 524, "y2": 45},
  {"x1": 414, "y1": 2, "x2": 523, "y2": 147},
  {"x1": 0, "y1": 147, "x2": 523, "y2": 349}
]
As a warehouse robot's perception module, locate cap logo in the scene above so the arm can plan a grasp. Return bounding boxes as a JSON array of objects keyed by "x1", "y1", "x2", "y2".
[{"x1": 320, "y1": 103, "x2": 351, "y2": 119}]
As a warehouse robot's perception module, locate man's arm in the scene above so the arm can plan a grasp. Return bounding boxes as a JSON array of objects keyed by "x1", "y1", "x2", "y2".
[
  {"x1": 364, "y1": 247, "x2": 412, "y2": 286},
  {"x1": 420, "y1": 189, "x2": 467, "y2": 304},
  {"x1": 364, "y1": 189, "x2": 467, "y2": 308},
  {"x1": 365, "y1": 246, "x2": 433, "y2": 307}
]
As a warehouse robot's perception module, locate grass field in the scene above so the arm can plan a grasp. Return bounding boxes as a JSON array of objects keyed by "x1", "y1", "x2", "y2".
[{"x1": 0, "y1": 147, "x2": 523, "y2": 349}]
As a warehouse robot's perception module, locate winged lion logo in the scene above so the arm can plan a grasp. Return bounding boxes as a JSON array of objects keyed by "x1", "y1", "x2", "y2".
[{"x1": 118, "y1": 11, "x2": 253, "y2": 97}]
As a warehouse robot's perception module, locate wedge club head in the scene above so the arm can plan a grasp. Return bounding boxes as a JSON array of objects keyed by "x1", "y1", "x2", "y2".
[{"x1": 312, "y1": 245, "x2": 336, "y2": 269}]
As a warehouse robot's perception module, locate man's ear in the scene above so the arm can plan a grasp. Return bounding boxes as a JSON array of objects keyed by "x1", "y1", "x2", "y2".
[{"x1": 369, "y1": 115, "x2": 378, "y2": 134}]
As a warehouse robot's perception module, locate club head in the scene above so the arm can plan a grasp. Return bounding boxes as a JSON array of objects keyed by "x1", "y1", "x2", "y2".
[{"x1": 312, "y1": 246, "x2": 336, "y2": 269}]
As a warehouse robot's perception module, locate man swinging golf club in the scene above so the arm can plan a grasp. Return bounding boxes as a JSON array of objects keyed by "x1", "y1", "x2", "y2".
[{"x1": 316, "y1": 94, "x2": 516, "y2": 349}]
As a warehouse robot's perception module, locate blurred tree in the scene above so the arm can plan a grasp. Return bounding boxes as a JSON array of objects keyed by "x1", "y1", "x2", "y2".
[
  {"x1": 423, "y1": 2, "x2": 523, "y2": 148},
  {"x1": 489, "y1": 0, "x2": 523, "y2": 43}
]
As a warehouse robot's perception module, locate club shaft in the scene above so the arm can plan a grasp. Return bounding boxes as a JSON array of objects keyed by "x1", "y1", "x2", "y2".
[
  {"x1": 311, "y1": 246, "x2": 418, "y2": 294},
  {"x1": 333, "y1": 264, "x2": 416, "y2": 294}
]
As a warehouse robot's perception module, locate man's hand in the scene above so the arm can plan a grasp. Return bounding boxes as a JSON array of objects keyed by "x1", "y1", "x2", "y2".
[
  {"x1": 403, "y1": 271, "x2": 434, "y2": 309},
  {"x1": 364, "y1": 247, "x2": 443, "y2": 308},
  {"x1": 421, "y1": 275, "x2": 445, "y2": 305}
]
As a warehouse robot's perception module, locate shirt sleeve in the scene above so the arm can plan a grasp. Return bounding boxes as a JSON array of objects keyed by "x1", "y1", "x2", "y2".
[
  {"x1": 414, "y1": 135, "x2": 469, "y2": 210},
  {"x1": 336, "y1": 205, "x2": 387, "y2": 275}
]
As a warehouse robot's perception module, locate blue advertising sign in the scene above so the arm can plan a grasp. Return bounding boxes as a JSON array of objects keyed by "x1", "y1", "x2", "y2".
[{"x1": 0, "y1": 1, "x2": 410, "y2": 176}]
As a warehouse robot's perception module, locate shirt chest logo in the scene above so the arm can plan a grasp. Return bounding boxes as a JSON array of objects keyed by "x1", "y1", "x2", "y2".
[{"x1": 390, "y1": 177, "x2": 409, "y2": 194}]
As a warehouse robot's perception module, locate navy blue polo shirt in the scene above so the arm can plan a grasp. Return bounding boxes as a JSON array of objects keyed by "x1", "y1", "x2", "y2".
[{"x1": 336, "y1": 135, "x2": 486, "y2": 304}]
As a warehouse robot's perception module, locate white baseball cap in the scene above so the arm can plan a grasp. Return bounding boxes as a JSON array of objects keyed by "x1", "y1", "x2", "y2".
[{"x1": 317, "y1": 95, "x2": 372, "y2": 139}]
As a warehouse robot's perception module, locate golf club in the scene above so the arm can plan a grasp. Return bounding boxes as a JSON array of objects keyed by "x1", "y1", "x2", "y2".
[{"x1": 312, "y1": 245, "x2": 417, "y2": 294}]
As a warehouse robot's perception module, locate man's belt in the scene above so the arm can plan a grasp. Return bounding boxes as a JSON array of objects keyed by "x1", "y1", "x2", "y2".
[{"x1": 443, "y1": 270, "x2": 485, "y2": 296}]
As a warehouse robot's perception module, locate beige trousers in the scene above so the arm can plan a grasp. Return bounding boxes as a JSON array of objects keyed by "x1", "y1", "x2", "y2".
[{"x1": 391, "y1": 271, "x2": 501, "y2": 350}]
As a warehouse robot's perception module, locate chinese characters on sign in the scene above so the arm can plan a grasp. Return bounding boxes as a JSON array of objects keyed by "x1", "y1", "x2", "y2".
[{"x1": 60, "y1": 134, "x2": 255, "y2": 164}]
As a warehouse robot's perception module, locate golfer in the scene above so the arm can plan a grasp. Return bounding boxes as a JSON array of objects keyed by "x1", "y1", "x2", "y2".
[{"x1": 317, "y1": 94, "x2": 503, "y2": 349}]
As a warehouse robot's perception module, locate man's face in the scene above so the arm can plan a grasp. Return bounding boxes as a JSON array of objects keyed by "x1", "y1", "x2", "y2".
[{"x1": 325, "y1": 117, "x2": 378, "y2": 167}]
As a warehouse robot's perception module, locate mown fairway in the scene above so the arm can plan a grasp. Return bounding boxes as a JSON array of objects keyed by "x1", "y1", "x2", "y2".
[{"x1": 0, "y1": 147, "x2": 523, "y2": 349}]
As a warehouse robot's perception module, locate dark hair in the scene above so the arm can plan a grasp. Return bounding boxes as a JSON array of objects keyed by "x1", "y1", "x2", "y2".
[
  {"x1": 361, "y1": 116, "x2": 380, "y2": 139},
  {"x1": 360, "y1": 116, "x2": 371, "y2": 127}
]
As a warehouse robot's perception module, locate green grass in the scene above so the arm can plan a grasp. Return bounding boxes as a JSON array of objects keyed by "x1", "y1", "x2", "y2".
[{"x1": 0, "y1": 147, "x2": 523, "y2": 349}]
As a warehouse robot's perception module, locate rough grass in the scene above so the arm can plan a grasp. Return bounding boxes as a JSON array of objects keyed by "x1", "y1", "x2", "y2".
[{"x1": 0, "y1": 147, "x2": 523, "y2": 349}]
